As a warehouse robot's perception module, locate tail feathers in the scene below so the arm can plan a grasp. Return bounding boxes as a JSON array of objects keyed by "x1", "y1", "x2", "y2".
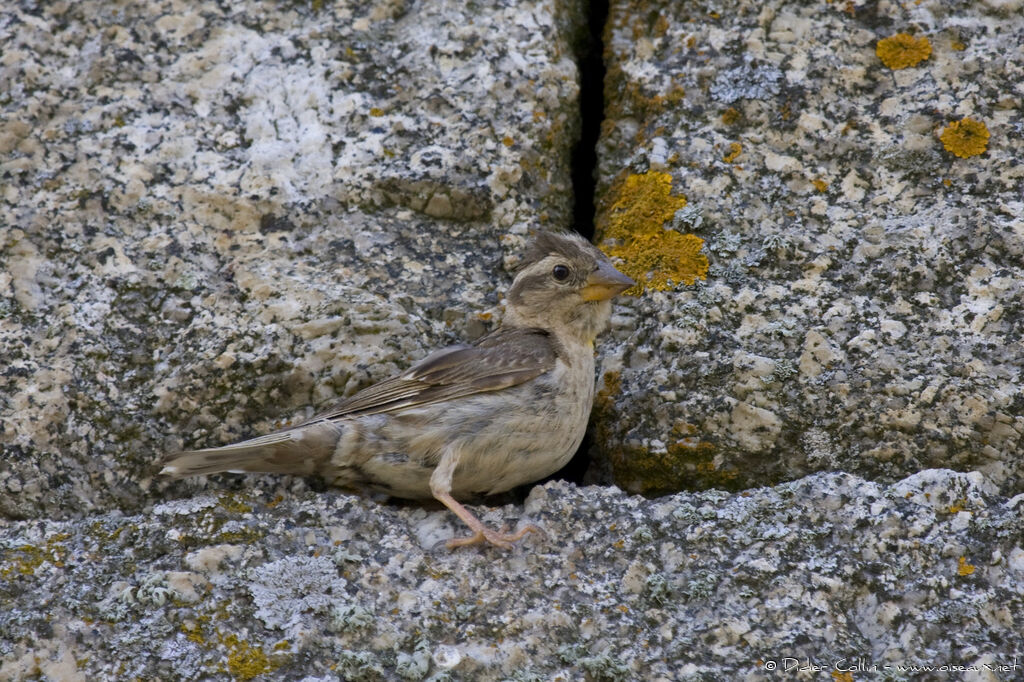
[{"x1": 161, "y1": 422, "x2": 340, "y2": 479}]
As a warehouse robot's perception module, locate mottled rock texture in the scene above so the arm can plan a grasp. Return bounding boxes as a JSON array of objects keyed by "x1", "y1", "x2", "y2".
[
  {"x1": 3, "y1": 472, "x2": 1023, "y2": 680},
  {"x1": 593, "y1": 0, "x2": 1024, "y2": 497},
  {"x1": 1, "y1": 0, "x2": 584, "y2": 519},
  {"x1": 4, "y1": 0, "x2": 1024, "y2": 679}
]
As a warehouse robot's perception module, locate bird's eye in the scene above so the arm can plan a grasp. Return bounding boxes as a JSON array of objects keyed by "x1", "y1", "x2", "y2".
[{"x1": 552, "y1": 264, "x2": 571, "y2": 281}]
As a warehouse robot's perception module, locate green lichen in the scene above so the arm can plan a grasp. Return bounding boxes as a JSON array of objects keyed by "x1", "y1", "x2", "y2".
[
  {"x1": 211, "y1": 528, "x2": 264, "y2": 545},
  {"x1": 89, "y1": 520, "x2": 128, "y2": 545},
  {"x1": 217, "y1": 492, "x2": 254, "y2": 514},
  {"x1": 336, "y1": 650, "x2": 385, "y2": 681},
  {"x1": 610, "y1": 442, "x2": 728, "y2": 496},
  {"x1": 579, "y1": 651, "x2": 632, "y2": 681},
  {"x1": 644, "y1": 573, "x2": 671, "y2": 606},
  {"x1": 597, "y1": 172, "x2": 709, "y2": 293},
  {"x1": 592, "y1": 372, "x2": 737, "y2": 494},
  {"x1": 174, "y1": 504, "x2": 265, "y2": 548},
  {"x1": 329, "y1": 603, "x2": 375, "y2": 633},
  {"x1": 395, "y1": 639, "x2": 431, "y2": 680}
]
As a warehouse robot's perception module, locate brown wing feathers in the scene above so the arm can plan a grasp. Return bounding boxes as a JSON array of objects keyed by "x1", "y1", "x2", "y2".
[{"x1": 306, "y1": 328, "x2": 557, "y2": 421}]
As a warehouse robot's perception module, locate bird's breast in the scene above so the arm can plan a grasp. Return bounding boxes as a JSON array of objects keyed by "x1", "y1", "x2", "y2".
[{"x1": 446, "y1": 345, "x2": 596, "y2": 497}]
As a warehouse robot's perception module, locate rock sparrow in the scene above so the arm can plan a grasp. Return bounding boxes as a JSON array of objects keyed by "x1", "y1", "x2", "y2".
[{"x1": 161, "y1": 231, "x2": 634, "y2": 549}]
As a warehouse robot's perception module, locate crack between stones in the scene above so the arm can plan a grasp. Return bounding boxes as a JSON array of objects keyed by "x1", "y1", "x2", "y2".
[
  {"x1": 570, "y1": 0, "x2": 609, "y2": 243},
  {"x1": 551, "y1": 0, "x2": 612, "y2": 488}
]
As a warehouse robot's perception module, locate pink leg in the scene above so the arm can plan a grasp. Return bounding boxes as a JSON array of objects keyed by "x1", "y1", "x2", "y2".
[
  {"x1": 430, "y1": 447, "x2": 542, "y2": 549},
  {"x1": 433, "y1": 491, "x2": 542, "y2": 550}
]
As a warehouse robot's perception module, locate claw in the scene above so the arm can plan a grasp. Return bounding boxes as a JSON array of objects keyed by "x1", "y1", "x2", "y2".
[{"x1": 445, "y1": 523, "x2": 542, "y2": 550}]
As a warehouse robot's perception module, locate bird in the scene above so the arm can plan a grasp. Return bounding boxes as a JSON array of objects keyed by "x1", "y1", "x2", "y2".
[{"x1": 161, "y1": 230, "x2": 635, "y2": 549}]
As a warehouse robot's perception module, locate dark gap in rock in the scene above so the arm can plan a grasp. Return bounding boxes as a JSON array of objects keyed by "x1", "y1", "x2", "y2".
[
  {"x1": 569, "y1": 0, "x2": 609, "y2": 242},
  {"x1": 543, "y1": 0, "x2": 610, "y2": 491}
]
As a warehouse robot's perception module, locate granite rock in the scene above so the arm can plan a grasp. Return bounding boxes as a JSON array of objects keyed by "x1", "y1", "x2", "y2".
[
  {"x1": 0, "y1": 0, "x2": 585, "y2": 519},
  {"x1": 4, "y1": 1, "x2": 1024, "y2": 679},
  {"x1": 592, "y1": 0, "x2": 1024, "y2": 496},
  {"x1": 3, "y1": 471, "x2": 1022, "y2": 680}
]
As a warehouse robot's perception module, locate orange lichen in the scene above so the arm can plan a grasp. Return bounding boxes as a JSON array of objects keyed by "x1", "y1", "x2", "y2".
[
  {"x1": 723, "y1": 142, "x2": 742, "y2": 163},
  {"x1": 721, "y1": 107, "x2": 740, "y2": 125},
  {"x1": 876, "y1": 33, "x2": 932, "y2": 69},
  {"x1": 653, "y1": 14, "x2": 670, "y2": 38},
  {"x1": 596, "y1": 171, "x2": 709, "y2": 293},
  {"x1": 368, "y1": 107, "x2": 384, "y2": 117},
  {"x1": 957, "y1": 556, "x2": 975, "y2": 576},
  {"x1": 940, "y1": 117, "x2": 989, "y2": 158},
  {"x1": 812, "y1": 178, "x2": 829, "y2": 192}
]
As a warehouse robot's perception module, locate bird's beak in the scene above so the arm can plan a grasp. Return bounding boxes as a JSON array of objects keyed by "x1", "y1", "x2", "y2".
[{"x1": 579, "y1": 260, "x2": 636, "y2": 301}]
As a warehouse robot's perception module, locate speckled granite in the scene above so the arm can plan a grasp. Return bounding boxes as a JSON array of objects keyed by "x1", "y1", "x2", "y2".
[
  {"x1": 0, "y1": 0, "x2": 585, "y2": 518},
  {"x1": 591, "y1": 0, "x2": 1024, "y2": 496},
  {"x1": 4, "y1": 2, "x2": 1024, "y2": 679},
  {"x1": 3, "y1": 472, "x2": 1022, "y2": 680}
]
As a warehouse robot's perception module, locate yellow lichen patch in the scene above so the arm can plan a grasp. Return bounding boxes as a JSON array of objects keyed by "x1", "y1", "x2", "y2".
[
  {"x1": 957, "y1": 556, "x2": 976, "y2": 576},
  {"x1": 812, "y1": 178, "x2": 829, "y2": 193},
  {"x1": 940, "y1": 117, "x2": 989, "y2": 158},
  {"x1": 597, "y1": 171, "x2": 708, "y2": 293},
  {"x1": 186, "y1": 615, "x2": 283, "y2": 680},
  {"x1": 723, "y1": 142, "x2": 742, "y2": 163},
  {"x1": 721, "y1": 107, "x2": 740, "y2": 125},
  {"x1": 876, "y1": 33, "x2": 932, "y2": 69},
  {"x1": 1, "y1": 533, "x2": 71, "y2": 578},
  {"x1": 223, "y1": 634, "x2": 274, "y2": 680}
]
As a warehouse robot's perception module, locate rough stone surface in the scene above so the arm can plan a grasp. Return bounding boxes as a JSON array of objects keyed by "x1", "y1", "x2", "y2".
[
  {"x1": 0, "y1": 0, "x2": 584, "y2": 519},
  {"x1": 592, "y1": 0, "x2": 1024, "y2": 496},
  {"x1": 3, "y1": 472, "x2": 1023, "y2": 680},
  {"x1": 4, "y1": 0, "x2": 1024, "y2": 679}
]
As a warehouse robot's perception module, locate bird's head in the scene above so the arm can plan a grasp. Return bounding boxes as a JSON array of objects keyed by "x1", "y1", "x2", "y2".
[{"x1": 504, "y1": 231, "x2": 635, "y2": 343}]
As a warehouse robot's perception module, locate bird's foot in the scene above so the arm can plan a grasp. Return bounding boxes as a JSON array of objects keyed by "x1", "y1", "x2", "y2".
[{"x1": 445, "y1": 523, "x2": 542, "y2": 550}]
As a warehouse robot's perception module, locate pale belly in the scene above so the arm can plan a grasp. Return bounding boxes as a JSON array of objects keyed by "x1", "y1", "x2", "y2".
[{"x1": 326, "y1": 355, "x2": 595, "y2": 500}]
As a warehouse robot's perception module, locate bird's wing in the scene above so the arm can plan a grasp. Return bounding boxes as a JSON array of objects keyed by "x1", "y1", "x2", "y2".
[{"x1": 304, "y1": 327, "x2": 558, "y2": 422}]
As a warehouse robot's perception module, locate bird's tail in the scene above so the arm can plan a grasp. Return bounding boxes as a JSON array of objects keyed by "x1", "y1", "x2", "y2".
[{"x1": 161, "y1": 420, "x2": 341, "y2": 479}]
